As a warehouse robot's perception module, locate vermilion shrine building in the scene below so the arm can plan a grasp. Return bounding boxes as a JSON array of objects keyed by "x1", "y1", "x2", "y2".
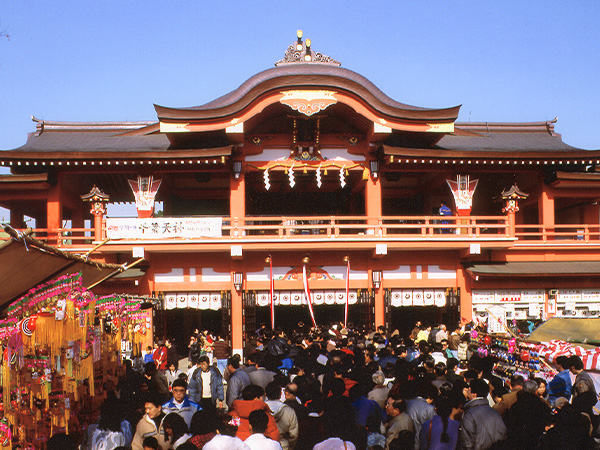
[{"x1": 2, "y1": 33, "x2": 600, "y2": 353}]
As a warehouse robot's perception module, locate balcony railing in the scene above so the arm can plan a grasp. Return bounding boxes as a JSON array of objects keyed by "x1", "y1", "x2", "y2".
[
  {"x1": 4, "y1": 218, "x2": 598, "y2": 250},
  {"x1": 515, "y1": 224, "x2": 600, "y2": 243}
]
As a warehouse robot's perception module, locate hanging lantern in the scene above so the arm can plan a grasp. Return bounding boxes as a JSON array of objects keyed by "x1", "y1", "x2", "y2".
[
  {"x1": 470, "y1": 330, "x2": 478, "y2": 339},
  {"x1": 520, "y1": 350, "x2": 530, "y2": 362},
  {"x1": 483, "y1": 335, "x2": 492, "y2": 346}
]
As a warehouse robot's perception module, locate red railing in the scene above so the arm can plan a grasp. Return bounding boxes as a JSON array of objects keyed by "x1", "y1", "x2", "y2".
[{"x1": 515, "y1": 224, "x2": 600, "y2": 243}]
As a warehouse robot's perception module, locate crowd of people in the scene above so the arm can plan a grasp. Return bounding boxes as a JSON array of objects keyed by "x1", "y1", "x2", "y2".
[{"x1": 50, "y1": 322, "x2": 600, "y2": 450}]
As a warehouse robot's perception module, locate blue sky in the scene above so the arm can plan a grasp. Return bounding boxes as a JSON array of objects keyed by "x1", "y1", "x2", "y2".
[{"x1": 0, "y1": 1, "x2": 599, "y2": 150}]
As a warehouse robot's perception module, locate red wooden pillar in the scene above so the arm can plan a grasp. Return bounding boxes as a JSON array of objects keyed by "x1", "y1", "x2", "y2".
[
  {"x1": 230, "y1": 168, "x2": 245, "y2": 354},
  {"x1": 538, "y1": 186, "x2": 554, "y2": 240},
  {"x1": 365, "y1": 169, "x2": 382, "y2": 232},
  {"x1": 47, "y1": 184, "x2": 62, "y2": 245}
]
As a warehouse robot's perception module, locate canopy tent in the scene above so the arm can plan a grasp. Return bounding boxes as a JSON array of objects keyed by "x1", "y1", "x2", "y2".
[
  {"x1": 528, "y1": 317, "x2": 600, "y2": 345},
  {"x1": 0, "y1": 225, "x2": 130, "y2": 311}
]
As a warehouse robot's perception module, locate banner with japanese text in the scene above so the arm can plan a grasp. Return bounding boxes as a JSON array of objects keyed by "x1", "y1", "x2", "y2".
[{"x1": 106, "y1": 217, "x2": 223, "y2": 239}]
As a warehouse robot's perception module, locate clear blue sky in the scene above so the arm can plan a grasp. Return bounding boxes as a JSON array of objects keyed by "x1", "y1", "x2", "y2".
[{"x1": 1, "y1": 1, "x2": 599, "y2": 150}]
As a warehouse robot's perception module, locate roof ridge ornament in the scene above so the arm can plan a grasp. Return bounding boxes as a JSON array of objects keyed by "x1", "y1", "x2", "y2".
[{"x1": 275, "y1": 30, "x2": 341, "y2": 67}]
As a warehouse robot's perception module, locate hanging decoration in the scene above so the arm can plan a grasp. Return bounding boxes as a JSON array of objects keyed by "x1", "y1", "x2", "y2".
[
  {"x1": 446, "y1": 174, "x2": 478, "y2": 216},
  {"x1": 288, "y1": 164, "x2": 295, "y2": 188},
  {"x1": 267, "y1": 256, "x2": 275, "y2": 329},
  {"x1": 128, "y1": 175, "x2": 162, "y2": 218},
  {"x1": 316, "y1": 164, "x2": 322, "y2": 188},
  {"x1": 253, "y1": 161, "x2": 366, "y2": 191},
  {"x1": 344, "y1": 256, "x2": 350, "y2": 328},
  {"x1": 0, "y1": 272, "x2": 153, "y2": 449},
  {"x1": 302, "y1": 262, "x2": 317, "y2": 328},
  {"x1": 339, "y1": 167, "x2": 346, "y2": 188}
]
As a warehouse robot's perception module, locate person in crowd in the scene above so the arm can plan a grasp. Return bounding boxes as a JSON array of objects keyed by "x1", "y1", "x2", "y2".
[
  {"x1": 265, "y1": 381, "x2": 298, "y2": 450},
  {"x1": 547, "y1": 355, "x2": 573, "y2": 405},
  {"x1": 188, "y1": 409, "x2": 218, "y2": 450},
  {"x1": 447, "y1": 327, "x2": 460, "y2": 360},
  {"x1": 143, "y1": 436, "x2": 159, "y2": 450},
  {"x1": 227, "y1": 355, "x2": 252, "y2": 409},
  {"x1": 349, "y1": 382, "x2": 386, "y2": 428},
  {"x1": 435, "y1": 325, "x2": 448, "y2": 343},
  {"x1": 534, "y1": 377, "x2": 550, "y2": 406},
  {"x1": 162, "y1": 413, "x2": 191, "y2": 450},
  {"x1": 406, "y1": 381, "x2": 436, "y2": 449},
  {"x1": 87, "y1": 399, "x2": 131, "y2": 450},
  {"x1": 504, "y1": 379, "x2": 552, "y2": 450},
  {"x1": 569, "y1": 354, "x2": 599, "y2": 431},
  {"x1": 385, "y1": 394, "x2": 414, "y2": 450},
  {"x1": 538, "y1": 403, "x2": 596, "y2": 450},
  {"x1": 248, "y1": 352, "x2": 277, "y2": 390},
  {"x1": 145, "y1": 345, "x2": 155, "y2": 364},
  {"x1": 492, "y1": 373, "x2": 523, "y2": 416},
  {"x1": 145, "y1": 361, "x2": 170, "y2": 402},
  {"x1": 166, "y1": 362, "x2": 183, "y2": 389},
  {"x1": 418, "y1": 394, "x2": 461, "y2": 450},
  {"x1": 415, "y1": 326, "x2": 431, "y2": 345},
  {"x1": 368, "y1": 370, "x2": 391, "y2": 409},
  {"x1": 243, "y1": 353, "x2": 259, "y2": 377},
  {"x1": 212, "y1": 335, "x2": 231, "y2": 378},
  {"x1": 162, "y1": 379, "x2": 200, "y2": 428},
  {"x1": 244, "y1": 410, "x2": 283, "y2": 450},
  {"x1": 188, "y1": 335, "x2": 201, "y2": 366},
  {"x1": 154, "y1": 340, "x2": 169, "y2": 371},
  {"x1": 188, "y1": 355, "x2": 224, "y2": 412},
  {"x1": 202, "y1": 413, "x2": 250, "y2": 450},
  {"x1": 228, "y1": 384, "x2": 279, "y2": 442},
  {"x1": 366, "y1": 413, "x2": 386, "y2": 449},
  {"x1": 166, "y1": 339, "x2": 179, "y2": 368},
  {"x1": 132, "y1": 394, "x2": 168, "y2": 450},
  {"x1": 458, "y1": 379, "x2": 506, "y2": 450}
]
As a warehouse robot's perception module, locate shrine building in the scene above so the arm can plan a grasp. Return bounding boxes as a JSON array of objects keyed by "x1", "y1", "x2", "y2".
[{"x1": 2, "y1": 31, "x2": 600, "y2": 354}]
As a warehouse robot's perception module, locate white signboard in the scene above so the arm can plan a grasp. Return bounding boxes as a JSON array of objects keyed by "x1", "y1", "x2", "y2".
[
  {"x1": 487, "y1": 305, "x2": 507, "y2": 334},
  {"x1": 106, "y1": 217, "x2": 223, "y2": 239}
]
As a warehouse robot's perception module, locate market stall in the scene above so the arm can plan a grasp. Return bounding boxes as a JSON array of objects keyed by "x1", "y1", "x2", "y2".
[{"x1": 0, "y1": 272, "x2": 153, "y2": 449}]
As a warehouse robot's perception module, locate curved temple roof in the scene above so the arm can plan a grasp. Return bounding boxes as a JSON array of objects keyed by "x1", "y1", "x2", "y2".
[
  {"x1": 155, "y1": 34, "x2": 460, "y2": 129},
  {"x1": 155, "y1": 64, "x2": 461, "y2": 123}
]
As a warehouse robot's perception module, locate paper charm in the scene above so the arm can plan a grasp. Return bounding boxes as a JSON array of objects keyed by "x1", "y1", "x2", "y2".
[
  {"x1": 316, "y1": 165, "x2": 322, "y2": 188},
  {"x1": 289, "y1": 165, "x2": 296, "y2": 188}
]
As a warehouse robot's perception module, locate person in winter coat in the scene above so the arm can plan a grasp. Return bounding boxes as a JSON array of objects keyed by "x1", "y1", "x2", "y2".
[
  {"x1": 228, "y1": 384, "x2": 280, "y2": 442},
  {"x1": 458, "y1": 379, "x2": 506, "y2": 450},
  {"x1": 419, "y1": 394, "x2": 461, "y2": 450},
  {"x1": 153, "y1": 341, "x2": 169, "y2": 371},
  {"x1": 187, "y1": 356, "x2": 224, "y2": 411},
  {"x1": 265, "y1": 381, "x2": 299, "y2": 450},
  {"x1": 162, "y1": 379, "x2": 200, "y2": 428},
  {"x1": 385, "y1": 395, "x2": 415, "y2": 450},
  {"x1": 226, "y1": 356, "x2": 251, "y2": 409},
  {"x1": 504, "y1": 380, "x2": 552, "y2": 450},
  {"x1": 132, "y1": 394, "x2": 168, "y2": 450},
  {"x1": 406, "y1": 382, "x2": 436, "y2": 450}
]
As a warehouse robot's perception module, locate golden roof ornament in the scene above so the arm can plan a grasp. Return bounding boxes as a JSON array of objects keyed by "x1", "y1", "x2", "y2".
[{"x1": 275, "y1": 30, "x2": 341, "y2": 67}]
